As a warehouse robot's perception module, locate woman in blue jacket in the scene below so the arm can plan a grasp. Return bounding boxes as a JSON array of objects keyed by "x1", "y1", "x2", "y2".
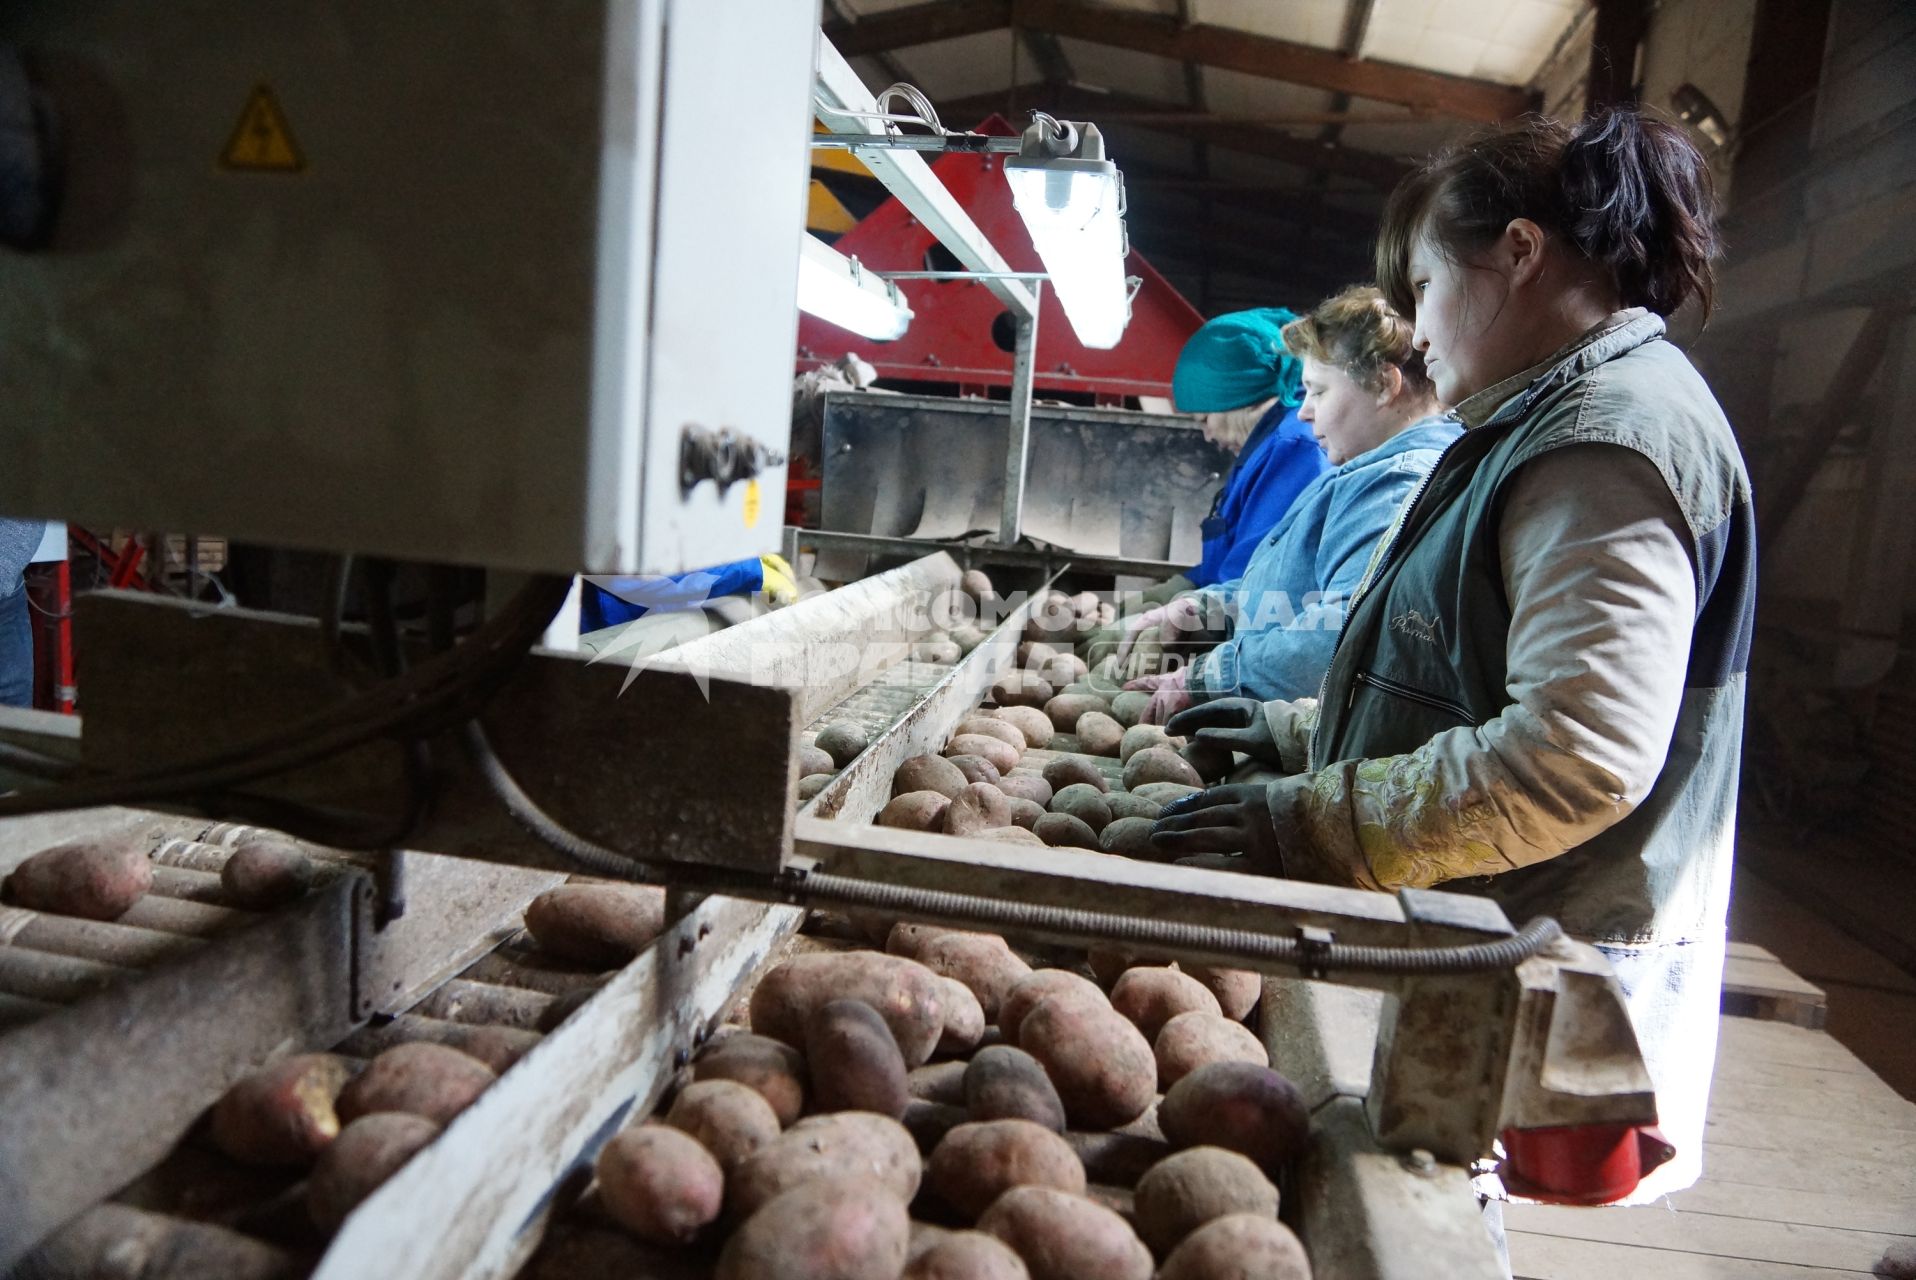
[{"x1": 1121, "y1": 287, "x2": 1457, "y2": 723}]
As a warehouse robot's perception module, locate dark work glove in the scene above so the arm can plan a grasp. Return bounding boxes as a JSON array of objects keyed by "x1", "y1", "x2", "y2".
[
  {"x1": 1150, "y1": 782, "x2": 1282, "y2": 875},
  {"x1": 1165, "y1": 697, "x2": 1281, "y2": 767}
]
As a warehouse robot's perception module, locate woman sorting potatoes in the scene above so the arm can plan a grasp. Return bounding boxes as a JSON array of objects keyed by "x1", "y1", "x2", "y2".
[
  {"x1": 1116, "y1": 286, "x2": 1461, "y2": 726},
  {"x1": 1152, "y1": 108, "x2": 1755, "y2": 1244}
]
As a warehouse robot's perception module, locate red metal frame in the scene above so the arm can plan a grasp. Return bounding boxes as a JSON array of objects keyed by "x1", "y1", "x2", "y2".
[{"x1": 796, "y1": 115, "x2": 1203, "y2": 400}]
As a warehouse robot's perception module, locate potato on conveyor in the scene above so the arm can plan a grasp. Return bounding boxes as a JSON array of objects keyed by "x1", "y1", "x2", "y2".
[
  {"x1": 976, "y1": 826, "x2": 1044, "y2": 847},
  {"x1": 1134, "y1": 1148, "x2": 1282, "y2": 1258},
  {"x1": 964, "y1": 1045, "x2": 1066, "y2": 1132},
  {"x1": 336, "y1": 1042, "x2": 496, "y2": 1127},
  {"x1": 210, "y1": 1053, "x2": 353, "y2": 1166},
  {"x1": 1104, "y1": 791, "x2": 1163, "y2": 821},
  {"x1": 887, "y1": 927, "x2": 1030, "y2": 1022},
  {"x1": 1109, "y1": 691, "x2": 1153, "y2": 728},
  {"x1": 945, "y1": 754, "x2": 1002, "y2": 787},
  {"x1": 991, "y1": 671, "x2": 1054, "y2": 709},
  {"x1": 666, "y1": 1079, "x2": 783, "y2": 1173},
  {"x1": 1158, "y1": 1062, "x2": 1310, "y2": 1172},
  {"x1": 1032, "y1": 812, "x2": 1099, "y2": 850},
  {"x1": 307, "y1": 1112, "x2": 441, "y2": 1231},
  {"x1": 798, "y1": 744, "x2": 836, "y2": 777},
  {"x1": 522, "y1": 884, "x2": 667, "y2": 969},
  {"x1": 960, "y1": 569, "x2": 996, "y2": 604},
  {"x1": 1017, "y1": 994, "x2": 1156, "y2": 1129},
  {"x1": 904, "y1": 1230, "x2": 1031, "y2": 1280},
  {"x1": 797, "y1": 773, "x2": 834, "y2": 803},
  {"x1": 951, "y1": 625, "x2": 989, "y2": 655},
  {"x1": 1098, "y1": 816, "x2": 1160, "y2": 858},
  {"x1": 807, "y1": 999, "x2": 911, "y2": 1119},
  {"x1": 944, "y1": 782, "x2": 1013, "y2": 836},
  {"x1": 749, "y1": 951, "x2": 947, "y2": 1066},
  {"x1": 912, "y1": 639, "x2": 964, "y2": 664},
  {"x1": 1039, "y1": 755, "x2": 1107, "y2": 794},
  {"x1": 814, "y1": 723, "x2": 870, "y2": 768},
  {"x1": 1123, "y1": 746, "x2": 1205, "y2": 791},
  {"x1": 1075, "y1": 711, "x2": 1124, "y2": 757},
  {"x1": 596, "y1": 1124, "x2": 723, "y2": 1245},
  {"x1": 993, "y1": 775, "x2": 1050, "y2": 808},
  {"x1": 1156, "y1": 1212, "x2": 1312, "y2": 1280},
  {"x1": 1110, "y1": 968, "x2": 1221, "y2": 1042},
  {"x1": 880, "y1": 791, "x2": 953, "y2": 832},
  {"x1": 219, "y1": 836, "x2": 316, "y2": 909},
  {"x1": 1036, "y1": 651, "x2": 1089, "y2": 690},
  {"x1": 946, "y1": 734, "x2": 1020, "y2": 775},
  {"x1": 728, "y1": 1112, "x2": 922, "y2": 1216},
  {"x1": 895, "y1": 754, "x2": 971, "y2": 799},
  {"x1": 977, "y1": 1186, "x2": 1153, "y2": 1280},
  {"x1": 1041, "y1": 693, "x2": 1110, "y2": 734},
  {"x1": 1119, "y1": 723, "x2": 1178, "y2": 764},
  {"x1": 717, "y1": 1175, "x2": 910, "y2": 1280},
  {"x1": 1133, "y1": 781, "x2": 1203, "y2": 806},
  {"x1": 1005, "y1": 797, "x2": 1046, "y2": 829},
  {"x1": 938, "y1": 976, "x2": 988, "y2": 1055},
  {"x1": 954, "y1": 716, "x2": 1028, "y2": 752},
  {"x1": 1156, "y1": 1012, "x2": 1270, "y2": 1088},
  {"x1": 928, "y1": 1119, "x2": 1087, "y2": 1220},
  {"x1": 692, "y1": 1033, "x2": 808, "y2": 1126},
  {"x1": 4, "y1": 838, "x2": 152, "y2": 921},
  {"x1": 1186, "y1": 964, "x2": 1262, "y2": 1021},
  {"x1": 1048, "y1": 784, "x2": 1112, "y2": 835},
  {"x1": 998, "y1": 969, "x2": 1105, "y2": 1042},
  {"x1": 988, "y1": 705, "x2": 1055, "y2": 748}
]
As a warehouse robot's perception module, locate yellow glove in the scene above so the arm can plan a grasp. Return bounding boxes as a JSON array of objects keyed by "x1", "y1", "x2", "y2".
[{"x1": 759, "y1": 553, "x2": 798, "y2": 606}]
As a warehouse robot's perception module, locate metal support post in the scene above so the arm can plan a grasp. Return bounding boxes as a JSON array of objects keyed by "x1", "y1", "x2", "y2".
[{"x1": 1000, "y1": 282, "x2": 1042, "y2": 547}]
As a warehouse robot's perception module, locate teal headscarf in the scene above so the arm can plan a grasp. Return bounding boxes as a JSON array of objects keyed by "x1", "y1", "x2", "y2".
[{"x1": 1172, "y1": 307, "x2": 1305, "y2": 414}]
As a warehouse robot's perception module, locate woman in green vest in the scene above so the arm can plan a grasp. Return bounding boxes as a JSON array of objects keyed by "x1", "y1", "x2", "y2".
[{"x1": 1152, "y1": 108, "x2": 1756, "y2": 1211}]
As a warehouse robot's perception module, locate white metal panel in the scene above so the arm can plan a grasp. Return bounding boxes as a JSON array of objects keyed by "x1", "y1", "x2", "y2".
[{"x1": 1201, "y1": 0, "x2": 1355, "y2": 49}]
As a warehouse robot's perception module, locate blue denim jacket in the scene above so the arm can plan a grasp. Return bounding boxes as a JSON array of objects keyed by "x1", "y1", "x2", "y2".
[{"x1": 1185, "y1": 416, "x2": 1460, "y2": 703}]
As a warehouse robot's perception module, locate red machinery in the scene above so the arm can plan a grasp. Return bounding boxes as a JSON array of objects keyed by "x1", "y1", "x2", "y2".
[{"x1": 796, "y1": 116, "x2": 1203, "y2": 402}]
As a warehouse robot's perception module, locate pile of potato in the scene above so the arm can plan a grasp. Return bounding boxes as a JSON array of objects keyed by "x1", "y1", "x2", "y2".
[
  {"x1": 0, "y1": 831, "x2": 320, "y2": 921},
  {"x1": 579, "y1": 923, "x2": 1312, "y2": 1280},
  {"x1": 197, "y1": 880, "x2": 668, "y2": 1237}
]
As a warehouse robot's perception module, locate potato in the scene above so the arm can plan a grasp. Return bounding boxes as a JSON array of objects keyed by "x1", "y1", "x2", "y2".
[
  {"x1": 219, "y1": 837, "x2": 316, "y2": 909},
  {"x1": 1123, "y1": 747, "x2": 1204, "y2": 790},
  {"x1": 896, "y1": 754, "x2": 971, "y2": 800},
  {"x1": 978, "y1": 1186, "x2": 1153, "y2": 1280},
  {"x1": 1005, "y1": 797, "x2": 1046, "y2": 830},
  {"x1": 1023, "y1": 594, "x2": 1078, "y2": 644},
  {"x1": 944, "y1": 782, "x2": 1014, "y2": 836},
  {"x1": 718, "y1": 1175, "x2": 910, "y2": 1280},
  {"x1": 597, "y1": 1124, "x2": 723, "y2": 1244},
  {"x1": 1099, "y1": 816, "x2": 1160, "y2": 858},
  {"x1": 799, "y1": 744, "x2": 836, "y2": 777},
  {"x1": 307, "y1": 1112, "x2": 440, "y2": 1230},
  {"x1": 1157, "y1": 1213, "x2": 1311, "y2": 1280},
  {"x1": 1074, "y1": 712, "x2": 1124, "y2": 757},
  {"x1": 1032, "y1": 813, "x2": 1099, "y2": 850},
  {"x1": 729, "y1": 1112, "x2": 922, "y2": 1216},
  {"x1": 1049, "y1": 784, "x2": 1112, "y2": 834},
  {"x1": 960, "y1": 569, "x2": 996, "y2": 603},
  {"x1": 1087, "y1": 948, "x2": 1135, "y2": 989},
  {"x1": 910, "y1": 1059, "x2": 971, "y2": 1106},
  {"x1": 1111, "y1": 968, "x2": 1221, "y2": 1042},
  {"x1": 963, "y1": 1045, "x2": 1066, "y2": 1132},
  {"x1": 913, "y1": 639, "x2": 964, "y2": 664},
  {"x1": 1134, "y1": 1148, "x2": 1280, "y2": 1258},
  {"x1": 1042, "y1": 694, "x2": 1110, "y2": 734},
  {"x1": 995, "y1": 774, "x2": 1053, "y2": 807},
  {"x1": 749, "y1": 952, "x2": 947, "y2": 1066},
  {"x1": 989, "y1": 705, "x2": 1055, "y2": 749},
  {"x1": 1186, "y1": 965, "x2": 1262, "y2": 1021},
  {"x1": 210, "y1": 1053, "x2": 352, "y2": 1166},
  {"x1": 1156, "y1": 1012, "x2": 1269, "y2": 1088},
  {"x1": 1017, "y1": 640, "x2": 1059, "y2": 669},
  {"x1": 1134, "y1": 781, "x2": 1203, "y2": 806},
  {"x1": 998, "y1": 969, "x2": 1105, "y2": 1041},
  {"x1": 880, "y1": 791, "x2": 953, "y2": 833},
  {"x1": 1036, "y1": 652, "x2": 1090, "y2": 691},
  {"x1": 815, "y1": 723, "x2": 870, "y2": 768},
  {"x1": 797, "y1": 773, "x2": 835, "y2": 803},
  {"x1": 892, "y1": 930, "x2": 1030, "y2": 1023},
  {"x1": 929, "y1": 1120, "x2": 1087, "y2": 1220},
  {"x1": 939, "y1": 977, "x2": 987, "y2": 1055},
  {"x1": 951, "y1": 625, "x2": 990, "y2": 655},
  {"x1": 805, "y1": 999, "x2": 910, "y2": 1118},
  {"x1": 955, "y1": 716, "x2": 1028, "y2": 753},
  {"x1": 1109, "y1": 691, "x2": 1153, "y2": 728},
  {"x1": 1119, "y1": 723, "x2": 1176, "y2": 764},
  {"x1": 4, "y1": 838, "x2": 152, "y2": 921},
  {"x1": 693, "y1": 1033, "x2": 807, "y2": 1126},
  {"x1": 1039, "y1": 755, "x2": 1107, "y2": 794},
  {"x1": 336, "y1": 1042, "x2": 494, "y2": 1126},
  {"x1": 945, "y1": 753, "x2": 1002, "y2": 787},
  {"x1": 523, "y1": 884, "x2": 667, "y2": 969},
  {"x1": 1182, "y1": 738, "x2": 1238, "y2": 783},
  {"x1": 1159, "y1": 1063, "x2": 1309, "y2": 1171},
  {"x1": 905, "y1": 1230, "x2": 1031, "y2": 1280},
  {"x1": 991, "y1": 672, "x2": 1054, "y2": 709},
  {"x1": 946, "y1": 734, "x2": 1020, "y2": 776},
  {"x1": 977, "y1": 825, "x2": 1045, "y2": 847},
  {"x1": 1018, "y1": 996, "x2": 1156, "y2": 1129},
  {"x1": 665, "y1": 1079, "x2": 782, "y2": 1173},
  {"x1": 442, "y1": 1024, "x2": 540, "y2": 1073}
]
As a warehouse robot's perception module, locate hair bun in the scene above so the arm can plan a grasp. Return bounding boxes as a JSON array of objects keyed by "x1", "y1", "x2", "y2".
[{"x1": 1558, "y1": 109, "x2": 1719, "y2": 318}]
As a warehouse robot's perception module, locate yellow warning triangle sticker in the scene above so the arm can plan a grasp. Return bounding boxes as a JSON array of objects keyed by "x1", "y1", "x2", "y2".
[{"x1": 220, "y1": 84, "x2": 304, "y2": 173}]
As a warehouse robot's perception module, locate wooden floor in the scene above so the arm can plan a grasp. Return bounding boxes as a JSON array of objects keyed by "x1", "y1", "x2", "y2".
[{"x1": 1507, "y1": 965, "x2": 1916, "y2": 1278}]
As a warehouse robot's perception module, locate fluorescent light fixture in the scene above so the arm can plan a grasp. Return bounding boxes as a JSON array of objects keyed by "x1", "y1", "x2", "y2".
[
  {"x1": 1004, "y1": 120, "x2": 1131, "y2": 350},
  {"x1": 796, "y1": 233, "x2": 913, "y2": 341}
]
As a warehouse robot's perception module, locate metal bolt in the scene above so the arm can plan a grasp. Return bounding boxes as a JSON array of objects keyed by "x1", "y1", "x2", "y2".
[{"x1": 1402, "y1": 1148, "x2": 1439, "y2": 1177}]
